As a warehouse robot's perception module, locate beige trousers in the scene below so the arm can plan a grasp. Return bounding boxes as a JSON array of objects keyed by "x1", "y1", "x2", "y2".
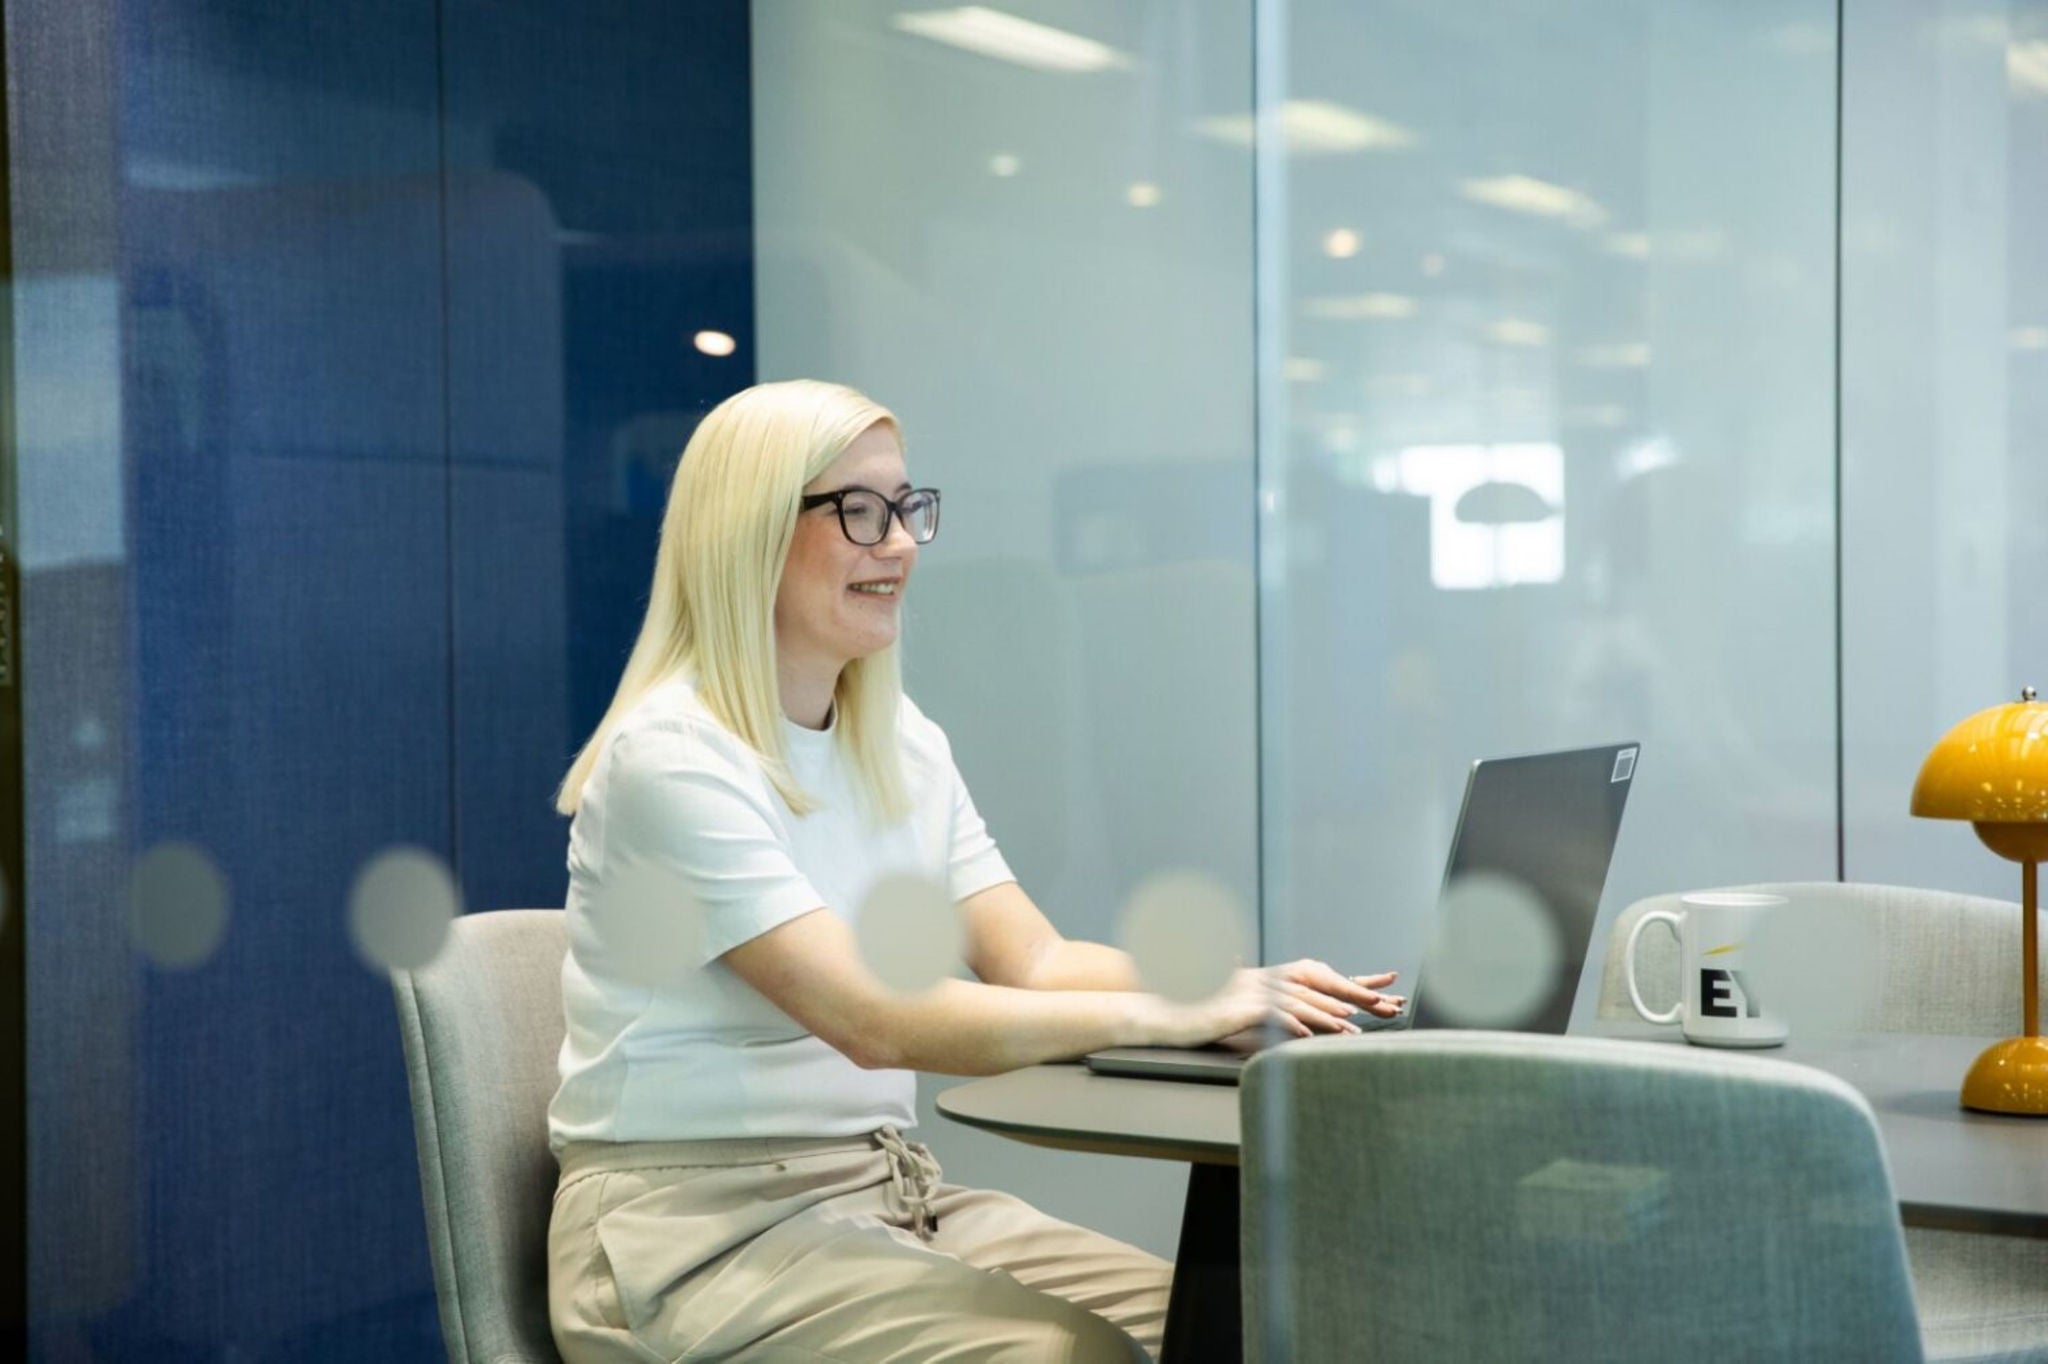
[{"x1": 549, "y1": 1128, "x2": 1172, "y2": 1363}]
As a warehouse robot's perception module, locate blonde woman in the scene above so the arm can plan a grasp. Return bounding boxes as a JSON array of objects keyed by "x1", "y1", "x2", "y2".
[{"x1": 546, "y1": 379, "x2": 1402, "y2": 1362}]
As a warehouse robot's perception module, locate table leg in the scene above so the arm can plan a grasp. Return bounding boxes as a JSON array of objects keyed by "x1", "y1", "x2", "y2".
[{"x1": 1160, "y1": 1163, "x2": 1241, "y2": 1364}]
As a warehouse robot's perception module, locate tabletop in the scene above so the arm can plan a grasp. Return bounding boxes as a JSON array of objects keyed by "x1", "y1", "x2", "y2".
[{"x1": 935, "y1": 1029, "x2": 2048, "y2": 1235}]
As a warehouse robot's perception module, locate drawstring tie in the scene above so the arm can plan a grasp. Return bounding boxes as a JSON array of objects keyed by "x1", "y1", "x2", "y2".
[{"x1": 876, "y1": 1125, "x2": 942, "y2": 1241}]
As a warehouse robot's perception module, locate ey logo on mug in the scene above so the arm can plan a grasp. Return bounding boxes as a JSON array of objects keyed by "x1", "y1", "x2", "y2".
[
  {"x1": 1698, "y1": 957, "x2": 1761, "y2": 1018},
  {"x1": 1625, "y1": 893, "x2": 1788, "y2": 1048}
]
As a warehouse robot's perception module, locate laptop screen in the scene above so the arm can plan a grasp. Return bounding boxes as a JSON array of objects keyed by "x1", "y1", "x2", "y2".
[{"x1": 1407, "y1": 743, "x2": 1638, "y2": 1034}]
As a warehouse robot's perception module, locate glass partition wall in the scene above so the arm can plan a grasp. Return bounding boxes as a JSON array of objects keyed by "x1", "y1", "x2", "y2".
[
  {"x1": 1259, "y1": 0, "x2": 1840, "y2": 1014},
  {"x1": 753, "y1": 0, "x2": 1260, "y2": 1256},
  {"x1": 751, "y1": 0, "x2": 1841, "y2": 1258}
]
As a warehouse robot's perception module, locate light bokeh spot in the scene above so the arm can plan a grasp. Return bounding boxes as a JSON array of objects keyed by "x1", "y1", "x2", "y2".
[
  {"x1": 1119, "y1": 870, "x2": 1250, "y2": 1003},
  {"x1": 857, "y1": 873, "x2": 960, "y2": 995},
  {"x1": 600, "y1": 861, "x2": 703, "y2": 989},
  {"x1": 129, "y1": 841, "x2": 230, "y2": 970},
  {"x1": 1422, "y1": 871, "x2": 1560, "y2": 1027},
  {"x1": 1750, "y1": 899, "x2": 1881, "y2": 1036},
  {"x1": 348, "y1": 846, "x2": 459, "y2": 973}
]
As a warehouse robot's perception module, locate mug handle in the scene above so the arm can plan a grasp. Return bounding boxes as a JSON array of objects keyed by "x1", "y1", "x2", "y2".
[{"x1": 1624, "y1": 909, "x2": 1684, "y2": 1025}]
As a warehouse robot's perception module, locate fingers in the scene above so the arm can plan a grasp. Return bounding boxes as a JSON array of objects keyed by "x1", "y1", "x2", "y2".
[
  {"x1": 1276, "y1": 980, "x2": 1362, "y2": 1030},
  {"x1": 1270, "y1": 961, "x2": 1408, "y2": 1021},
  {"x1": 1269, "y1": 984, "x2": 1363, "y2": 1035}
]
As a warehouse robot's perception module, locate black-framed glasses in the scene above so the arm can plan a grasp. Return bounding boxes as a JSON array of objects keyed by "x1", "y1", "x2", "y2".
[{"x1": 799, "y1": 486, "x2": 942, "y2": 546}]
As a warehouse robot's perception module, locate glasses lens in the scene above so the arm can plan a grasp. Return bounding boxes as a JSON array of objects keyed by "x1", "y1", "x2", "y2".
[
  {"x1": 839, "y1": 491, "x2": 888, "y2": 545},
  {"x1": 901, "y1": 490, "x2": 939, "y2": 543}
]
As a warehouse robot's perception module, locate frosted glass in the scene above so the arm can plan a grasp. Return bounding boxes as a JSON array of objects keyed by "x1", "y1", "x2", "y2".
[
  {"x1": 752, "y1": 0, "x2": 1257, "y2": 1258},
  {"x1": 1260, "y1": 0, "x2": 1842, "y2": 1019},
  {"x1": 1841, "y1": 0, "x2": 2048, "y2": 896}
]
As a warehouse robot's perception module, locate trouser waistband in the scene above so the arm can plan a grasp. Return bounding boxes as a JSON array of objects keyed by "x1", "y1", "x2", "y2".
[
  {"x1": 557, "y1": 1126, "x2": 944, "y2": 1241},
  {"x1": 557, "y1": 1132, "x2": 877, "y2": 1183}
]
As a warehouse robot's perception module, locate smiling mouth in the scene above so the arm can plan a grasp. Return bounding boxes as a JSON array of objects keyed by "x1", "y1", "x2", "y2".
[{"x1": 849, "y1": 582, "x2": 901, "y2": 597}]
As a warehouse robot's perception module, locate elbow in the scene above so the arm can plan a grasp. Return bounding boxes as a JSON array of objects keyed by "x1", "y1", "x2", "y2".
[
  {"x1": 842, "y1": 1028, "x2": 905, "y2": 1071},
  {"x1": 824, "y1": 1009, "x2": 906, "y2": 1071}
]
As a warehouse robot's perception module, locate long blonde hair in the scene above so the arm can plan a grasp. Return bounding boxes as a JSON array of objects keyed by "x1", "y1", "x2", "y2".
[{"x1": 556, "y1": 379, "x2": 910, "y2": 822}]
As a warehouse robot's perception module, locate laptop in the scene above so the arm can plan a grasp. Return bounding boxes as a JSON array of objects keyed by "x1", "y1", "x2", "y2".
[{"x1": 1084, "y1": 741, "x2": 1641, "y2": 1084}]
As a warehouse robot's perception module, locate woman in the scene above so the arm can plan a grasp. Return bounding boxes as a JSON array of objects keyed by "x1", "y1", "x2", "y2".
[{"x1": 546, "y1": 379, "x2": 1402, "y2": 1362}]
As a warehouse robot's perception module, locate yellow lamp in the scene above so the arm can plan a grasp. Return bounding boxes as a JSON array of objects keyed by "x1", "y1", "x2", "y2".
[{"x1": 1911, "y1": 687, "x2": 2048, "y2": 1115}]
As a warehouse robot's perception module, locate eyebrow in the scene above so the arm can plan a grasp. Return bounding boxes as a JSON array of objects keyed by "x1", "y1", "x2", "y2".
[{"x1": 818, "y1": 481, "x2": 913, "y2": 496}]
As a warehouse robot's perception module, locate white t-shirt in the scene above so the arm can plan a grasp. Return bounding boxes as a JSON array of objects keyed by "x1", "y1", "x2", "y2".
[{"x1": 547, "y1": 674, "x2": 1014, "y2": 1150}]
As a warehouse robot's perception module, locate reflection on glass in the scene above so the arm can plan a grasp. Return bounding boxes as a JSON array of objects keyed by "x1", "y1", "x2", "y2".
[
  {"x1": 1265, "y1": 0, "x2": 1840, "y2": 1003},
  {"x1": 1366, "y1": 444, "x2": 1564, "y2": 590}
]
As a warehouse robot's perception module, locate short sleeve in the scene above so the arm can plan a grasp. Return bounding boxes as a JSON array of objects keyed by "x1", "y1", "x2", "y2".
[
  {"x1": 598, "y1": 724, "x2": 827, "y2": 965},
  {"x1": 938, "y1": 741, "x2": 1014, "y2": 904}
]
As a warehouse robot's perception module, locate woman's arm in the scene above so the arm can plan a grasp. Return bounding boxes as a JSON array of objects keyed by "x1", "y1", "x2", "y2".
[
  {"x1": 961, "y1": 880, "x2": 1142, "y2": 991},
  {"x1": 960, "y1": 879, "x2": 1407, "y2": 1026},
  {"x1": 721, "y1": 905, "x2": 1277, "y2": 1075}
]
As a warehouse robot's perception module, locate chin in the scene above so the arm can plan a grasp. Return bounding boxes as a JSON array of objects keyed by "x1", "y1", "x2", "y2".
[{"x1": 828, "y1": 624, "x2": 897, "y2": 662}]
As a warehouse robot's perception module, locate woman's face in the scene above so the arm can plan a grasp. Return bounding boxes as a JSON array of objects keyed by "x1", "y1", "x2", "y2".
[{"x1": 774, "y1": 422, "x2": 918, "y2": 683}]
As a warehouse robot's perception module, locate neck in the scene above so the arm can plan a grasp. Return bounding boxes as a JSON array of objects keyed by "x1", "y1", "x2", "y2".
[{"x1": 778, "y1": 652, "x2": 842, "y2": 731}]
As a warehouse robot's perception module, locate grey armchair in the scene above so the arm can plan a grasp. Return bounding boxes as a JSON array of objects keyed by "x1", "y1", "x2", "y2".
[
  {"x1": 1241, "y1": 1031, "x2": 1924, "y2": 1363},
  {"x1": 1598, "y1": 883, "x2": 2048, "y2": 1362},
  {"x1": 1596, "y1": 881, "x2": 2037, "y2": 1037},
  {"x1": 392, "y1": 908, "x2": 567, "y2": 1364}
]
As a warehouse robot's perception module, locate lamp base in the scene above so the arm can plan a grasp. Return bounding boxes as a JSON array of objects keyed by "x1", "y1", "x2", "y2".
[{"x1": 1960, "y1": 1036, "x2": 2048, "y2": 1116}]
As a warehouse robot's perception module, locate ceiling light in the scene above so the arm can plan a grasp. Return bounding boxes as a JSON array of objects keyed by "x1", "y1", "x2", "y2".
[
  {"x1": 1483, "y1": 319, "x2": 1551, "y2": 348},
  {"x1": 1604, "y1": 232, "x2": 1650, "y2": 259},
  {"x1": 1573, "y1": 342, "x2": 1651, "y2": 368},
  {"x1": 1284, "y1": 357, "x2": 1329, "y2": 382},
  {"x1": 2013, "y1": 325, "x2": 2048, "y2": 351},
  {"x1": 1323, "y1": 228, "x2": 1362, "y2": 258},
  {"x1": 1195, "y1": 100, "x2": 1415, "y2": 155},
  {"x1": 989, "y1": 152, "x2": 1021, "y2": 177},
  {"x1": 893, "y1": 7, "x2": 1130, "y2": 72},
  {"x1": 1303, "y1": 293, "x2": 1417, "y2": 320},
  {"x1": 1459, "y1": 174, "x2": 1607, "y2": 228},
  {"x1": 2010, "y1": 41, "x2": 2048, "y2": 95},
  {"x1": 1564, "y1": 404, "x2": 1631, "y2": 429},
  {"x1": 1126, "y1": 181, "x2": 1162, "y2": 208},
  {"x1": 693, "y1": 330, "x2": 736, "y2": 358}
]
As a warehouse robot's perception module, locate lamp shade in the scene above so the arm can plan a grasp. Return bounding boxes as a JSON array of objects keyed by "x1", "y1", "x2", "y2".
[
  {"x1": 1910, "y1": 691, "x2": 2048, "y2": 828},
  {"x1": 1910, "y1": 688, "x2": 2048, "y2": 1115}
]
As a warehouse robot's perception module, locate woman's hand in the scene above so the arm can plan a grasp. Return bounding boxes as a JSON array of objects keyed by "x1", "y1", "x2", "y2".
[
  {"x1": 1144, "y1": 963, "x2": 1404, "y2": 1049},
  {"x1": 1263, "y1": 959, "x2": 1405, "y2": 1032}
]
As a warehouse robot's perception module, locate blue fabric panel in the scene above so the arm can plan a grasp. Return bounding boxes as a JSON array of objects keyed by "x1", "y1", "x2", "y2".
[
  {"x1": 440, "y1": 0, "x2": 755, "y2": 916},
  {"x1": 18, "y1": 1, "x2": 755, "y2": 1358},
  {"x1": 32, "y1": 1, "x2": 450, "y2": 1358}
]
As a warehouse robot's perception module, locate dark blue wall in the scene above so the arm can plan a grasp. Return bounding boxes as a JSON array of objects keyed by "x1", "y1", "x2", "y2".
[{"x1": 17, "y1": 2, "x2": 753, "y2": 1356}]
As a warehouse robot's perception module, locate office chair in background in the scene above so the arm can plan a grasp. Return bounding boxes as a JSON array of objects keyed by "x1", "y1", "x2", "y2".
[
  {"x1": 1601, "y1": 882, "x2": 2048, "y2": 1362},
  {"x1": 392, "y1": 909, "x2": 567, "y2": 1364}
]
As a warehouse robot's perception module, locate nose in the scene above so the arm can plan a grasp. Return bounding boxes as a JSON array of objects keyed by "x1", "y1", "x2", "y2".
[{"x1": 875, "y1": 509, "x2": 919, "y2": 561}]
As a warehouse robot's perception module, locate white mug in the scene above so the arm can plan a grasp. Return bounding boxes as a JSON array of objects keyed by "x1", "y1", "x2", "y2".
[{"x1": 1624, "y1": 892, "x2": 1789, "y2": 1048}]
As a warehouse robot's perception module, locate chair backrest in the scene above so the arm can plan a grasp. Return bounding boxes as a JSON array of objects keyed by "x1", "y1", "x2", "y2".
[
  {"x1": 392, "y1": 909, "x2": 567, "y2": 1364},
  {"x1": 1594, "y1": 881, "x2": 2030, "y2": 1035},
  {"x1": 1241, "y1": 1032, "x2": 1922, "y2": 1364}
]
